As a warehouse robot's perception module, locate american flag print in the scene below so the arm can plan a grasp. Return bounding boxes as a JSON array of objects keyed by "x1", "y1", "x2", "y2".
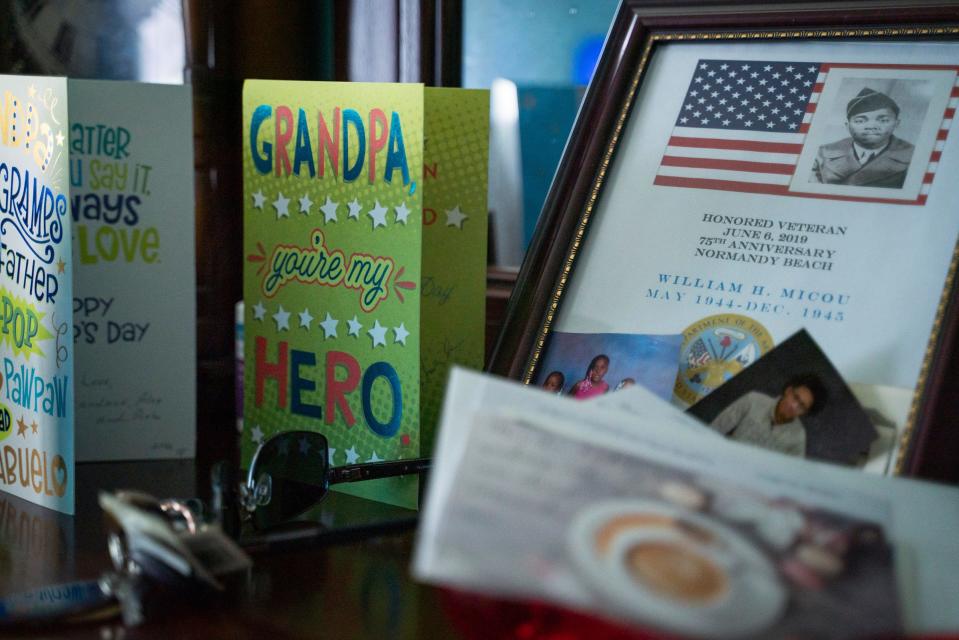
[
  {"x1": 654, "y1": 59, "x2": 959, "y2": 205},
  {"x1": 687, "y1": 337, "x2": 712, "y2": 367}
]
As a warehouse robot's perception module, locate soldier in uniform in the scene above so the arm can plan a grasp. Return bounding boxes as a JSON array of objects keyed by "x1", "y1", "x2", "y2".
[{"x1": 811, "y1": 87, "x2": 914, "y2": 188}]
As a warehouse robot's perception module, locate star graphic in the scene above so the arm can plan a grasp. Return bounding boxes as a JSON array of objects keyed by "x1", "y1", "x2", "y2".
[
  {"x1": 273, "y1": 305, "x2": 290, "y2": 331},
  {"x1": 251, "y1": 424, "x2": 265, "y2": 446},
  {"x1": 57, "y1": 258, "x2": 65, "y2": 274},
  {"x1": 368, "y1": 200, "x2": 388, "y2": 229},
  {"x1": 55, "y1": 131, "x2": 64, "y2": 146},
  {"x1": 345, "y1": 445, "x2": 360, "y2": 464},
  {"x1": 446, "y1": 205, "x2": 468, "y2": 228},
  {"x1": 347, "y1": 198, "x2": 363, "y2": 220},
  {"x1": 394, "y1": 202, "x2": 411, "y2": 224},
  {"x1": 368, "y1": 451, "x2": 383, "y2": 463},
  {"x1": 28, "y1": 84, "x2": 36, "y2": 98},
  {"x1": 30, "y1": 421, "x2": 38, "y2": 435},
  {"x1": 368, "y1": 320, "x2": 388, "y2": 347},
  {"x1": 16, "y1": 416, "x2": 26, "y2": 438},
  {"x1": 253, "y1": 301, "x2": 266, "y2": 321},
  {"x1": 252, "y1": 190, "x2": 266, "y2": 209},
  {"x1": 298, "y1": 436, "x2": 311, "y2": 455},
  {"x1": 347, "y1": 315, "x2": 363, "y2": 337},
  {"x1": 394, "y1": 323, "x2": 410, "y2": 345},
  {"x1": 298, "y1": 308, "x2": 314, "y2": 329},
  {"x1": 327, "y1": 448, "x2": 336, "y2": 466},
  {"x1": 320, "y1": 312, "x2": 339, "y2": 339},
  {"x1": 298, "y1": 194, "x2": 313, "y2": 215},
  {"x1": 273, "y1": 192, "x2": 290, "y2": 218},
  {"x1": 320, "y1": 196, "x2": 339, "y2": 223}
]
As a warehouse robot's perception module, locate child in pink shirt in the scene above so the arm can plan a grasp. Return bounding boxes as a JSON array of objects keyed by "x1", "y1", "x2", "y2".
[{"x1": 569, "y1": 354, "x2": 610, "y2": 399}]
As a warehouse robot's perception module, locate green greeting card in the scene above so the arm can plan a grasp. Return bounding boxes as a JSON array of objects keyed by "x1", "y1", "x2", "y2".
[{"x1": 242, "y1": 81, "x2": 488, "y2": 508}]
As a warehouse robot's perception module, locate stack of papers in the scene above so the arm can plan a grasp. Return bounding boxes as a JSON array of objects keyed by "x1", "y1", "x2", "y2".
[{"x1": 413, "y1": 368, "x2": 959, "y2": 639}]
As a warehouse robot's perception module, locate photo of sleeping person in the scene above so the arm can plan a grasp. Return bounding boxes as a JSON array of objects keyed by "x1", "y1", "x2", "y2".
[
  {"x1": 534, "y1": 331, "x2": 682, "y2": 402},
  {"x1": 688, "y1": 330, "x2": 878, "y2": 467},
  {"x1": 708, "y1": 373, "x2": 828, "y2": 458}
]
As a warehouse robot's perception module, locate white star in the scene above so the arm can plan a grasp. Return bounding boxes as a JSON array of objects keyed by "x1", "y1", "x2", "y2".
[
  {"x1": 320, "y1": 196, "x2": 339, "y2": 222},
  {"x1": 347, "y1": 315, "x2": 363, "y2": 337},
  {"x1": 327, "y1": 448, "x2": 336, "y2": 465},
  {"x1": 320, "y1": 312, "x2": 339, "y2": 338},
  {"x1": 345, "y1": 445, "x2": 360, "y2": 464},
  {"x1": 368, "y1": 451, "x2": 383, "y2": 463},
  {"x1": 347, "y1": 198, "x2": 363, "y2": 220},
  {"x1": 298, "y1": 194, "x2": 313, "y2": 215},
  {"x1": 394, "y1": 323, "x2": 410, "y2": 345},
  {"x1": 273, "y1": 305, "x2": 290, "y2": 331},
  {"x1": 298, "y1": 308, "x2": 314, "y2": 329},
  {"x1": 253, "y1": 301, "x2": 266, "y2": 320},
  {"x1": 368, "y1": 200, "x2": 388, "y2": 228},
  {"x1": 394, "y1": 202, "x2": 411, "y2": 224},
  {"x1": 252, "y1": 190, "x2": 266, "y2": 209},
  {"x1": 273, "y1": 192, "x2": 290, "y2": 218},
  {"x1": 368, "y1": 320, "x2": 388, "y2": 347},
  {"x1": 445, "y1": 206, "x2": 467, "y2": 229},
  {"x1": 55, "y1": 131, "x2": 64, "y2": 146},
  {"x1": 251, "y1": 424, "x2": 264, "y2": 446},
  {"x1": 299, "y1": 436, "x2": 311, "y2": 455}
]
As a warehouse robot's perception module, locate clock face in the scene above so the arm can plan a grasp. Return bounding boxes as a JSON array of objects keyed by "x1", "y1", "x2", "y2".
[{"x1": 10, "y1": 0, "x2": 185, "y2": 83}]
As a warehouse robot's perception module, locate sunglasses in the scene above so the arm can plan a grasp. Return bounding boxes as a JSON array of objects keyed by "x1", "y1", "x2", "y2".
[{"x1": 241, "y1": 430, "x2": 431, "y2": 531}]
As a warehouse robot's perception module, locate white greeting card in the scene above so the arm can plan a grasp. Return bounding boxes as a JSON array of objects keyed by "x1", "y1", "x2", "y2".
[
  {"x1": 0, "y1": 75, "x2": 74, "y2": 514},
  {"x1": 69, "y1": 79, "x2": 196, "y2": 461}
]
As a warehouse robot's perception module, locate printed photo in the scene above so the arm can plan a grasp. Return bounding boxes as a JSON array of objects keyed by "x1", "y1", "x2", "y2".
[
  {"x1": 686, "y1": 330, "x2": 877, "y2": 466},
  {"x1": 791, "y1": 66, "x2": 956, "y2": 202},
  {"x1": 808, "y1": 84, "x2": 919, "y2": 189},
  {"x1": 535, "y1": 332, "x2": 681, "y2": 401}
]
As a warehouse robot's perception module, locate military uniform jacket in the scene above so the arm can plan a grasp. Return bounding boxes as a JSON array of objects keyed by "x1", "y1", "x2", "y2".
[{"x1": 811, "y1": 135, "x2": 914, "y2": 188}]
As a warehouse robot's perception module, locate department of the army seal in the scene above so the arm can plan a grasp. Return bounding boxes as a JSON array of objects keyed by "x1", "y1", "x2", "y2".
[{"x1": 673, "y1": 314, "x2": 774, "y2": 406}]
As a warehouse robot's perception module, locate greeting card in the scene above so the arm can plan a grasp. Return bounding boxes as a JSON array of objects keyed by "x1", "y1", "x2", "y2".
[
  {"x1": 242, "y1": 81, "x2": 488, "y2": 508},
  {"x1": 69, "y1": 79, "x2": 196, "y2": 461},
  {"x1": 0, "y1": 75, "x2": 74, "y2": 514}
]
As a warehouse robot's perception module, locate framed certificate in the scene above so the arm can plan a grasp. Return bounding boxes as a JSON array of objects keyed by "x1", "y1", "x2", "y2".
[{"x1": 488, "y1": 1, "x2": 959, "y2": 479}]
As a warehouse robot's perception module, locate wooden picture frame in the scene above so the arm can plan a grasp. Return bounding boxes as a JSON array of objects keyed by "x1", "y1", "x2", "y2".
[{"x1": 488, "y1": 1, "x2": 959, "y2": 481}]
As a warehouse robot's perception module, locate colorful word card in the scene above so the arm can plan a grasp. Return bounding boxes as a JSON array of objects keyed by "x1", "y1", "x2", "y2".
[
  {"x1": 69, "y1": 80, "x2": 196, "y2": 461},
  {"x1": 243, "y1": 81, "x2": 488, "y2": 508},
  {"x1": 0, "y1": 75, "x2": 74, "y2": 514}
]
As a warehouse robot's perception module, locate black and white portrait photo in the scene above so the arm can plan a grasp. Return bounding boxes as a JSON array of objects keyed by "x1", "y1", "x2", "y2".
[
  {"x1": 810, "y1": 86, "x2": 915, "y2": 188},
  {"x1": 791, "y1": 68, "x2": 955, "y2": 201}
]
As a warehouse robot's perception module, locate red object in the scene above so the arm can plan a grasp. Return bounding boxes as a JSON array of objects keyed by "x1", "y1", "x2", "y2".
[{"x1": 440, "y1": 588, "x2": 679, "y2": 640}]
